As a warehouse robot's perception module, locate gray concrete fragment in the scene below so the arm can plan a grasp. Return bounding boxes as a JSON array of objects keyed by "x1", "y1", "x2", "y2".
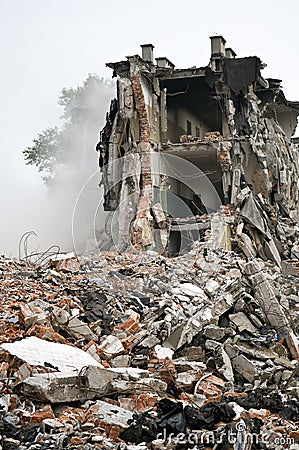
[
  {"x1": 205, "y1": 279, "x2": 220, "y2": 295},
  {"x1": 163, "y1": 289, "x2": 235, "y2": 351},
  {"x1": 209, "y1": 212, "x2": 232, "y2": 251},
  {"x1": 105, "y1": 367, "x2": 151, "y2": 380},
  {"x1": 98, "y1": 335, "x2": 125, "y2": 358},
  {"x1": 110, "y1": 377, "x2": 167, "y2": 394},
  {"x1": 52, "y1": 306, "x2": 97, "y2": 341},
  {"x1": 110, "y1": 355, "x2": 131, "y2": 368},
  {"x1": 91, "y1": 400, "x2": 133, "y2": 428},
  {"x1": 229, "y1": 312, "x2": 257, "y2": 334},
  {"x1": 21, "y1": 372, "x2": 95, "y2": 403},
  {"x1": 20, "y1": 365, "x2": 153, "y2": 403},
  {"x1": 224, "y1": 342, "x2": 239, "y2": 360},
  {"x1": 233, "y1": 341, "x2": 294, "y2": 368},
  {"x1": 204, "y1": 325, "x2": 225, "y2": 341},
  {"x1": 171, "y1": 283, "x2": 206, "y2": 298},
  {"x1": 219, "y1": 349, "x2": 234, "y2": 383},
  {"x1": 1, "y1": 336, "x2": 103, "y2": 373},
  {"x1": 177, "y1": 346, "x2": 205, "y2": 362},
  {"x1": 232, "y1": 355, "x2": 257, "y2": 383},
  {"x1": 244, "y1": 260, "x2": 289, "y2": 336},
  {"x1": 163, "y1": 307, "x2": 213, "y2": 351},
  {"x1": 212, "y1": 293, "x2": 235, "y2": 317},
  {"x1": 140, "y1": 335, "x2": 160, "y2": 348},
  {"x1": 82, "y1": 366, "x2": 120, "y2": 392}
]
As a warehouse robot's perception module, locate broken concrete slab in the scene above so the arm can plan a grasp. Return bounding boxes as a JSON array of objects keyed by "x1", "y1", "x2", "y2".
[
  {"x1": 234, "y1": 341, "x2": 294, "y2": 369},
  {"x1": 110, "y1": 355, "x2": 131, "y2": 368},
  {"x1": 229, "y1": 312, "x2": 257, "y2": 334},
  {"x1": 85, "y1": 399, "x2": 133, "y2": 429},
  {"x1": 203, "y1": 325, "x2": 226, "y2": 341},
  {"x1": 1, "y1": 336, "x2": 103, "y2": 373},
  {"x1": 219, "y1": 349, "x2": 234, "y2": 383},
  {"x1": 98, "y1": 335, "x2": 125, "y2": 359},
  {"x1": 20, "y1": 365, "x2": 157, "y2": 403},
  {"x1": 110, "y1": 377, "x2": 167, "y2": 394},
  {"x1": 244, "y1": 260, "x2": 289, "y2": 336},
  {"x1": 162, "y1": 307, "x2": 213, "y2": 351},
  {"x1": 20, "y1": 372, "x2": 94, "y2": 403},
  {"x1": 231, "y1": 354, "x2": 257, "y2": 383},
  {"x1": 171, "y1": 283, "x2": 207, "y2": 299}
]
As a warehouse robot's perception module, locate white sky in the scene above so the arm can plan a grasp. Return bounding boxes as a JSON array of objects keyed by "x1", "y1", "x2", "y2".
[{"x1": 0, "y1": 0, "x2": 298, "y2": 255}]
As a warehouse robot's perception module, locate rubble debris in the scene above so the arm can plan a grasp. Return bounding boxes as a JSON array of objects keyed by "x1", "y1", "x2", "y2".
[
  {"x1": 49, "y1": 252, "x2": 81, "y2": 272},
  {"x1": 21, "y1": 372, "x2": 95, "y2": 403},
  {"x1": 244, "y1": 260, "x2": 290, "y2": 336},
  {"x1": 1, "y1": 241, "x2": 299, "y2": 448},
  {"x1": 52, "y1": 306, "x2": 98, "y2": 341}
]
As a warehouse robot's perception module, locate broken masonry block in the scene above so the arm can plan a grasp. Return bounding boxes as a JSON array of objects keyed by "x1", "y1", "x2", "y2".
[
  {"x1": 1, "y1": 336, "x2": 103, "y2": 374},
  {"x1": 243, "y1": 260, "x2": 289, "y2": 336}
]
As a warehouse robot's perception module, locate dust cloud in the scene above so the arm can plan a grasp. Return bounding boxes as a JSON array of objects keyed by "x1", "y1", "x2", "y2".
[{"x1": 0, "y1": 79, "x2": 115, "y2": 258}]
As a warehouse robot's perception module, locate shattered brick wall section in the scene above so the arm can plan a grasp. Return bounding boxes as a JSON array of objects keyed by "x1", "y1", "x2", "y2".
[
  {"x1": 97, "y1": 39, "x2": 299, "y2": 255},
  {"x1": 130, "y1": 74, "x2": 151, "y2": 143},
  {"x1": 131, "y1": 143, "x2": 154, "y2": 250},
  {"x1": 129, "y1": 65, "x2": 154, "y2": 250}
]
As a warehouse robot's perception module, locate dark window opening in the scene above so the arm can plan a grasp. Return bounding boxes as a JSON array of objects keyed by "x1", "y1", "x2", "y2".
[
  {"x1": 160, "y1": 76, "x2": 223, "y2": 143},
  {"x1": 215, "y1": 59, "x2": 221, "y2": 71},
  {"x1": 168, "y1": 228, "x2": 205, "y2": 257}
]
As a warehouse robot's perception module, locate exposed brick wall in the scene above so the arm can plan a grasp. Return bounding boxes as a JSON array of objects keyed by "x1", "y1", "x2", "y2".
[
  {"x1": 131, "y1": 74, "x2": 151, "y2": 143},
  {"x1": 129, "y1": 69, "x2": 154, "y2": 250}
]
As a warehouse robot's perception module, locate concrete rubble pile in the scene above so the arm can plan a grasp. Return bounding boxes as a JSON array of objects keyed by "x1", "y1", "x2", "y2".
[{"x1": 1, "y1": 242, "x2": 299, "y2": 450}]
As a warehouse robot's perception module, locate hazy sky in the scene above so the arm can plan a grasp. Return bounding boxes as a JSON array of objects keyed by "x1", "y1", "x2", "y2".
[{"x1": 0, "y1": 0, "x2": 298, "y2": 255}]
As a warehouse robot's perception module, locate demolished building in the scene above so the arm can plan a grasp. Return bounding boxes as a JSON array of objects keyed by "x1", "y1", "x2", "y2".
[
  {"x1": 3, "y1": 37, "x2": 299, "y2": 450},
  {"x1": 97, "y1": 36, "x2": 299, "y2": 261}
]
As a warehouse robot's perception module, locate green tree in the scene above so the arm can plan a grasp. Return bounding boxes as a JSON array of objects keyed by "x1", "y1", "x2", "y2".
[
  {"x1": 23, "y1": 74, "x2": 114, "y2": 186},
  {"x1": 23, "y1": 127, "x2": 63, "y2": 185}
]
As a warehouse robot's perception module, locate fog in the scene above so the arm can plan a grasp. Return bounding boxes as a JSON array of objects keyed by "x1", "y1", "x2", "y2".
[{"x1": 0, "y1": 80, "x2": 114, "y2": 257}]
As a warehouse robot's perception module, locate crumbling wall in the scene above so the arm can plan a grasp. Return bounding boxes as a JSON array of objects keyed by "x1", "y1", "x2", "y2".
[
  {"x1": 97, "y1": 41, "x2": 299, "y2": 258},
  {"x1": 213, "y1": 83, "x2": 299, "y2": 264}
]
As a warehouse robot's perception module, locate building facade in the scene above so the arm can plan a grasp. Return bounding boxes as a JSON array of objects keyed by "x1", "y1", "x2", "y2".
[{"x1": 97, "y1": 37, "x2": 299, "y2": 260}]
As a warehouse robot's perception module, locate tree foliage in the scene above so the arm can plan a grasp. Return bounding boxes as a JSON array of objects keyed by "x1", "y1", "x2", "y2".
[{"x1": 23, "y1": 74, "x2": 114, "y2": 186}]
